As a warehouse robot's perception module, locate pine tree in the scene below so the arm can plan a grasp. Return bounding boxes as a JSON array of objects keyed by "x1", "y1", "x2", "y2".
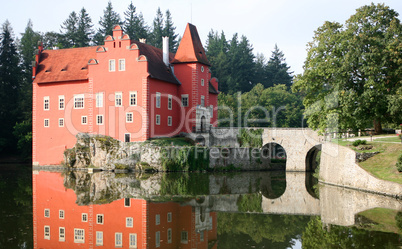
[
  {"x1": 206, "y1": 30, "x2": 229, "y2": 92},
  {"x1": 265, "y1": 44, "x2": 293, "y2": 89},
  {"x1": 0, "y1": 21, "x2": 21, "y2": 153},
  {"x1": 94, "y1": 1, "x2": 122, "y2": 45},
  {"x1": 163, "y1": 10, "x2": 178, "y2": 52},
  {"x1": 134, "y1": 12, "x2": 149, "y2": 41},
  {"x1": 61, "y1": 11, "x2": 79, "y2": 47},
  {"x1": 76, "y1": 7, "x2": 93, "y2": 47},
  {"x1": 150, "y1": 7, "x2": 164, "y2": 49},
  {"x1": 123, "y1": 1, "x2": 137, "y2": 40}
]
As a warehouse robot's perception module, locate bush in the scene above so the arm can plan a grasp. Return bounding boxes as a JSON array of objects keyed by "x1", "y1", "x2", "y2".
[
  {"x1": 396, "y1": 153, "x2": 402, "y2": 172},
  {"x1": 352, "y1": 139, "x2": 367, "y2": 147}
]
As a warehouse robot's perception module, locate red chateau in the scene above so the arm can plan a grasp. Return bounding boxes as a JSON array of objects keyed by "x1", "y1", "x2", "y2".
[{"x1": 32, "y1": 23, "x2": 219, "y2": 166}]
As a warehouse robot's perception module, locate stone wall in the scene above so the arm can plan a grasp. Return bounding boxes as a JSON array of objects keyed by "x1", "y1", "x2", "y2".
[{"x1": 320, "y1": 142, "x2": 402, "y2": 198}]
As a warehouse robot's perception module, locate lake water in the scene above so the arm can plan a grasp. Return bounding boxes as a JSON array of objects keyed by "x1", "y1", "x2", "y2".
[{"x1": 0, "y1": 165, "x2": 401, "y2": 248}]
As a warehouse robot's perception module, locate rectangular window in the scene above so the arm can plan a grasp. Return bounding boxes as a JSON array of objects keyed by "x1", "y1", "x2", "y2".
[
  {"x1": 201, "y1": 78, "x2": 204, "y2": 86},
  {"x1": 115, "y1": 92, "x2": 122, "y2": 106},
  {"x1": 126, "y1": 217, "x2": 133, "y2": 228},
  {"x1": 167, "y1": 228, "x2": 172, "y2": 243},
  {"x1": 201, "y1": 95, "x2": 205, "y2": 107},
  {"x1": 82, "y1": 213, "x2": 88, "y2": 222},
  {"x1": 96, "y1": 115, "x2": 103, "y2": 125},
  {"x1": 168, "y1": 95, "x2": 172, "y2": 110},
  {"x1": 44, "y1": 96, "x2": 49, "y2": 110},
  {"x1": 109, "y1": 59, "x2": 116, "y2": 72},
  {"x1": 167, "y1": 212, "x2": 172, "y2": 222},
  {"x1": 129, "y1": 233, "x2": 137, "y2": 248},
  {"x1": 96, "y1": 231, "x2": 103, "y2": 246},
  {"x1": 59, "y1": 118, "x2": 64, "y2": 127},
  {"x1": 156, "y1": 231, "x2": 160, "y2": 247},
  {"x1": 74, "y1": 94, "x2": 84, "y2": 109},
  {"x1": 156, "y1": 92, "x2": 161, "y2": 108},
  {"x1": 210, "y1": 105, "x2": 214, "y2": 118},
  {"x1": 115, "y1": 232, "x2": 122, "y2": 247},
  {"x1": 44, "y1": 226, "x2": 50, "y2": 240},
  {"x1": 181, "y1": 94, "x2": 188, "y2": 107},
  {"x1": 124, "y1": 198, "x2": 130, "y2": 207},
  {"x1": 74, "y1": 228, "x2": 85, "y2": 243},
  {"x1": 156, "y1": 115, "x2": 160, "y2": 125},
  {"x1": 96, "y1": 92, "x2": 103, "y2": 108},
  {"x1": 200, "y1": 231, "x2": 204, "y2": 241},
  {"x1": 59, "y1": 95, "x2": 64, "y2": 110},
  {"x1": 97, "y1": 214, "x2": 104, "y2": 224},
  {"x1": 125, "y1": 133, "x2": 130, "y2": 143},
  {"x1": 126, "y1": 112, "x2": 133, "y2": 123},
  {"x1": 44, "y1": 119, "x2": 49, "y2": 127},
  {"x1": 155, "y1": 214, "x2": 160, "y2": 225},
  {"x1": 81, "y1": 116, "x2": 87, "y2": 125},
  {"x1": 59, "y1": 227, "x2": 65, "y2": 242},
  {"x1": 119, "y1": 59, "x2": 125, "y2": 71},
  {"x1": 44, "y1": 209, "x2": 50, "y2": 217},
  {"x1": 59, "y1": 210, "x2": 64, "y2": 219},
  {"x1": 181, "y1": 231, "x2": 188, "y2": 244},
  {"x1": 130, "y1": 91, "x2": 137, "y2": 106},
  {"x1": 167, "y1": 116, "x2": 172, "y2": 126}
]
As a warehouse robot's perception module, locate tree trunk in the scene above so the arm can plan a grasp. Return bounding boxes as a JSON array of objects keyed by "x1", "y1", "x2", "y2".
[{"x1": 373, "y1": 119, "x2": 382, "y2": 135}]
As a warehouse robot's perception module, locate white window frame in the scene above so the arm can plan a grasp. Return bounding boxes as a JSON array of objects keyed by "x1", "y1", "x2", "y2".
[
  {"x1": 74, "y1": 94, "x2": 84, "y2": 109},
  {"x1": 181, "y1": 94, "x2": 189, "y2": 107},
  {"x1": 97, "y1": 214, "x2": 104, "y2": 224},
  {"x1": 210, "y1": 105, "x2": 214, "y2": 118},
  {"x1": 115, "y1": 92, "x2": 122, "y2": 107},
  {"x1": 156, "y1": 115, "x2": 160, "y2": 125},
  {"x1": 129, "y1": 233, "x2": 137, "y2": 248},
  {"x1": 156, "y1": 231, "x2": 160, "y2": 247},
  {"x1": 201, "y1": 95, "x2": 205, "y2": 107},
  {"x1": 126, "y1": 112, "x2": 133, "y2": 123},
  {"x1": 96, "y1": 115, "x2": 103, "y2": 125},
  {"x1": 201, "y1": 66, "x2": 204, "y2": 72},
  {"x1": 124, "y1": 198, "x2": 131, "y2": 207},
  {"x1": 167, "y1": 228, "x2": 172, "y2": 243},
  {"x1": 44, "y1": 96, "x2": 49, "y2": 110},
  {"x1": 119, "y1": 59, "x2": 125, "y2": 71},
  {"x1": 44, "y1": 119, "x2": 49, "y2": 128},
  {"x1": 96, "y1": 92, "x2": 103, "y2": 108},
  {"x1": 115, "y1": 232, "x2": 123, "y2": 247},
  {"x1": 155, "y1": 214, "x2": 160, "y2": 225},
  {"x1": 59, "y1": 227, "x2": 65, "y2": 242},
  {"x1": 181, "y1": 231, "x2": 188, "y2": 244},
  {"x1": 167, "y1": 116, "x2": 172, "y2": 126},
  {"x1": 168, "y1": 94, "x2": 172, "y2": 110},
  {"x1": 44, "y1": 208, "x2": 50, "y2": 217},
  {"x1": 81, "y1": 116, "x2": 87, "y2": 125},
  {"x1": 59, "y1": 210, "x2": 64, "y2": 219},
  {"x1": 44, "y1": 226, "x2": 50, "y2": 240},
  {"x1": 167, "y1": 212, "x2": 172, "y2": 222},
  {"x1": 126, "y1": 217, "x2": 133, "y2": 228},
  {"x1": 129, "y1": 91, "x2": 137, "y2": 106},
  {"x1": 96, "y1": 231, "x2": 103, "y2": 246},
  {"x1": 74, "y1": 228, "x2": 85, "y2": 243},
  {"x1": 156, "y1": 92, "x2": 161, "y2": 108},
  {"x1": 201, "y1": 78, "x2": 204, "y2": 86},
  {"x1": 59, "y1": 95, "x2": 65, "y2": 110},
  {"x1": 59, "y1": 118, "x2": 64, "y2": 127},
  {"x1": 200, "y1": 231, "x2": 204, "y2": 241},
  {"x1": 82, "y1": 213, "x2": 88, "y2": 222},
  {"x1": 109, "y1": 59, "x2": 116, "y2": 72}
]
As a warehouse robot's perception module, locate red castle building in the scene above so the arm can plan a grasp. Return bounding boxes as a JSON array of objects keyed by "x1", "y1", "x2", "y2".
[{"x1": 32, "y1": 23, "x2": 219, "y2": 166}]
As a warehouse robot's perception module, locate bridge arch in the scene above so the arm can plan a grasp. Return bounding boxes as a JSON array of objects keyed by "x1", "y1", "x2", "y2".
[
  {"x1": 261, "y1": 142, "x2": 287, "y2": 170},
  {"x1": 305, "y1": 144, "x2": 322, "y2": 172}
]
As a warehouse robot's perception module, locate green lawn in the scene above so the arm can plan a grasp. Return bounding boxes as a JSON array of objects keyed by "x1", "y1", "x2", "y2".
[
  {"x1": 356, "y1": 208, "x2": 401, "y2": 234},
  {"x1": 374, "y1": 136, "x2": 402, "y2": 143}
]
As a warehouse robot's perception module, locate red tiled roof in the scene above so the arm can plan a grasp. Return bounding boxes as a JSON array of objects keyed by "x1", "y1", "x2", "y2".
[
  {"x1": 34, "y1": 47, "x2": 96, "y2": 83},
  {"x1": 172, "y1": 23, "x2": 210, "y2": 66}
]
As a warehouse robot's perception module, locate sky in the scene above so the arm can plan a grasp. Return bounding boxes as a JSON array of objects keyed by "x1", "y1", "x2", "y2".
[{"x1": 1, "y1": 0, "x2": 402, "y2": 75}]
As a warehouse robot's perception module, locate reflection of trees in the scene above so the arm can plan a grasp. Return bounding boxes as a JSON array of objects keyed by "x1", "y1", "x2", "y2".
[
  {"x1": 160, "y1": 172, "x2": 210, "y2": 196},
  {"x1": 218, "y1": 213, "x2": 310, "y2": 247},
  {"x1": 302, "y1": 217, "x2": 401, "y2": 249},
  {"x1": 0, "y1": 166, "x2": 33, "y2": 248}
]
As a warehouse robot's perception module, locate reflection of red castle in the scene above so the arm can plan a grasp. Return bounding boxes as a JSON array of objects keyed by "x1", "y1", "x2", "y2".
[
  {"x1": 32, "y1": 171, "x2": 217, "y2": 248},
  {"x1": 32, "y1": 23, "x2": 219, "y2": 166}
]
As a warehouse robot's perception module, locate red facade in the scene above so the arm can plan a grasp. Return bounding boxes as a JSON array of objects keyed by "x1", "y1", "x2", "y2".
[{"x1": 32, "y1": 24, "x2": 219, "y2": 165}]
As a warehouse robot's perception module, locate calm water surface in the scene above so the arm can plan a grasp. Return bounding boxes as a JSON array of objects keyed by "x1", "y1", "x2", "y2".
[{"x1": 0, "y1": 165, "x2": 401, "y2": 248}]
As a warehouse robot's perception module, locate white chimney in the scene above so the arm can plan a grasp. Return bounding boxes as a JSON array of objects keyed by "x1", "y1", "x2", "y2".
[{"x1": 163, "y1": 36, "x2": 169, "y2": 66}]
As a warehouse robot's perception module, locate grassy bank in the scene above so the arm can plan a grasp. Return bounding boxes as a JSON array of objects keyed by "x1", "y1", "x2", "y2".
[{"x1": 332, "y1": 138, "x2": 402, "y2": 184}]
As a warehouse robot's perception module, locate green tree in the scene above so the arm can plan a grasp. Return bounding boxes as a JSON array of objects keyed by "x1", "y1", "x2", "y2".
[
  {"x1": 0, "y1": 20, "x2": 21, "y2": 154},
  {"x1": 41, "y1": 31, "x2": 67, "y2": 49},
  {"x1": 94, "y1": 1, "x2": 122, "y2": 45},
  {"x1": 60, "y1": 11, "x2": 79, "y2": 47},
  {"x1": 76, "y1": 7, "x2": 93, "y2": 47},
  {"x1": 206, "y1": 30, "x2": 230, "y2": 92},
  {"x1": 123, "y1": 2, "x2": 149, "y2": 42},
  {"x1": 293, "y1": 3, "x2": 402, "y2": 134},
  {"x1": 150, "y1": 7, "x2": 164, "y2": 49},
  {"x1": 265, "y1": 44, "x2": 293, "y2": 89},
  {"x1": 163, "y1": 10, "x2": 178, "y2": 52}
]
